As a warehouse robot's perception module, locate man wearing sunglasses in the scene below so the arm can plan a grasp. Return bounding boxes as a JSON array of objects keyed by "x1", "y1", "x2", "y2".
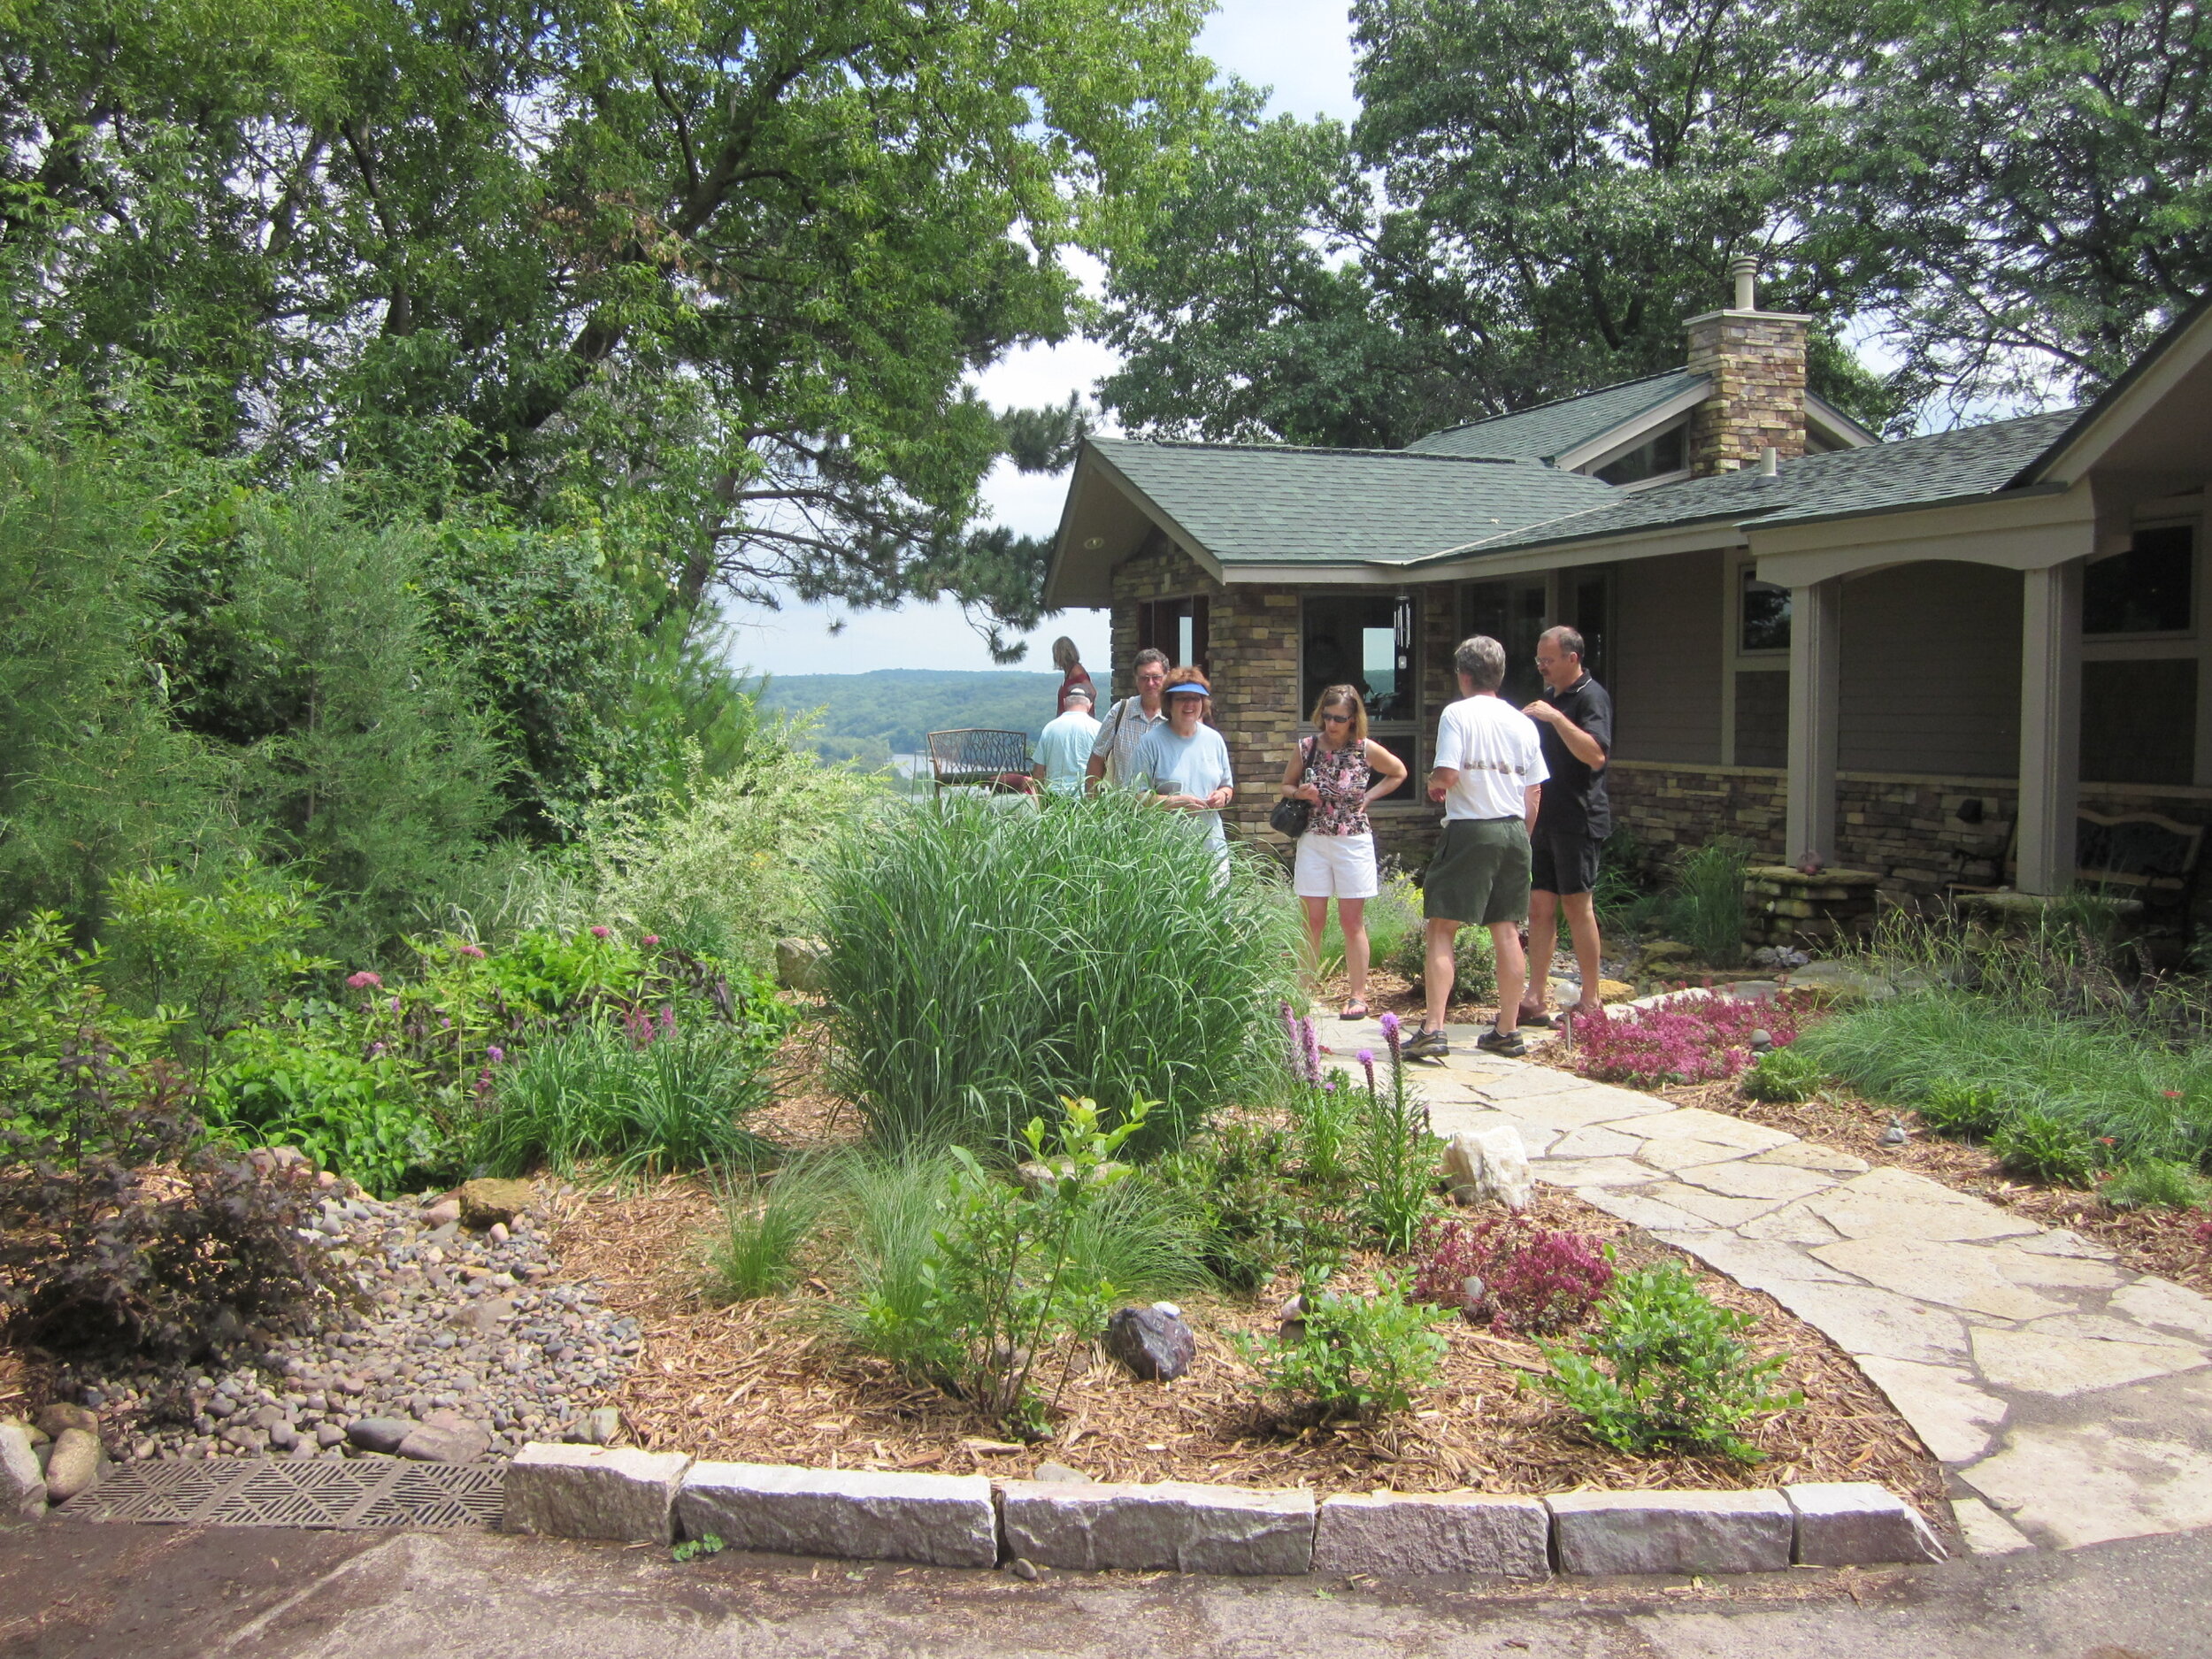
[{"x1": 1521, "y1": 626, "x2": 1613, "y2": 1031}]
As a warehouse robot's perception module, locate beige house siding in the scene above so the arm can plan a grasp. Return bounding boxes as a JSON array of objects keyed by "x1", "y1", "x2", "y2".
[
  {"x1": 1612, "y1": 550, "x2": 1725, "y2": 764},
  {"x1": 1839, "y1": 562, "x2": 2023, "y2": 776}
]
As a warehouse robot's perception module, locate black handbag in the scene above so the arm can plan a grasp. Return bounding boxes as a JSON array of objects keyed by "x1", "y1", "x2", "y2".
[{"x1": 1270, "y1": 737, "x2": 1315, "y2": 837}]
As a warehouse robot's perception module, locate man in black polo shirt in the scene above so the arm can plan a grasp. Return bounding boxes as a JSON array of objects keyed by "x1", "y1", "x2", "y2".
[{"x1": 1520, "y1": 626, "x2": 1612, "y2": 1028}]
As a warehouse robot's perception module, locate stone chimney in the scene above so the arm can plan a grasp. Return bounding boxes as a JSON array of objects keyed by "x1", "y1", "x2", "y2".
[{"x1": 1683, "y1": 256, "x2": 1809, "y2": 476}]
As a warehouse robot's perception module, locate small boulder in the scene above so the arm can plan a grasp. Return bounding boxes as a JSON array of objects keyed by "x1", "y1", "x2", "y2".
[
  {"x1": 457, "y1": 1178, "x2": 534, "y2": 1230},
  {"x1": 397, "y1": 1410, "x2": 490, "y2": 1464},
  {"x1": 565, "y1": 1407, "x2": 622, "y2": 1447},
  {"x1": 774, "y1": 937, "x2": 829, "y2": 995},
  {"x1": 419, "y1": 1197, "x2": 463, "y2": 1229},
  {"x1": 1641, "y1": 939, "x2": 1693, "y2": 964},
  {"x1": 33, "y1": 1403, "x2": 97, "y2": 1440},
  {"x1": 1, "y1": 1422, "x2": 45, "y2": 1520},
  {"x1": 1442, "y1": 1125, "x2": 1534, "y2": 1212},
  {"x1": 346, "y1": 1417, "x2": 417, "y2": 1455},
  {"x1": 42, "y1": 1429, "x2": 104, "y2": 1504},
  {"x1": 1031, "y1": 1462, "x2": 1093, "y2": 1485},
  {"x1": 1103, "y1": 1305, "x2": 1195, "y2": 1382}
]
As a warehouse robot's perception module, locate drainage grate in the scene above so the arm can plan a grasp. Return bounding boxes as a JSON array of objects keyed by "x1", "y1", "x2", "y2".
[{"x1": 79, "y1": 1456, "x2": 504, "y2": 1531}]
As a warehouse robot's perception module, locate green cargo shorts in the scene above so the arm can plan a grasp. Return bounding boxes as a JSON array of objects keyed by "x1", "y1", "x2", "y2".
[{"x1": 1422, "y1": 817, "x2": 1532, "y2": 926}]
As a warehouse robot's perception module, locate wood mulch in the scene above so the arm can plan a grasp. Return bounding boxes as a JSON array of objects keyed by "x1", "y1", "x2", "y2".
[{"x1": 546, "y1": 1171, "x2": 1946, "y2": 1518}]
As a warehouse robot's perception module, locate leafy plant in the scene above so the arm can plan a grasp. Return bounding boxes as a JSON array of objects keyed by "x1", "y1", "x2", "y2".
[
  {"x1": 1413, "y1": 1215, "x2": 1615, "y2": 1335},
  {"x1": 821, "y1": 790, "x2": 1299, "y2": 1157},
  {"x1": 1568, "y1": 993, "x2": 1807, "y2": 1090},
  {"x1": 1990, "y1": 1110, "x2": 2109, "y2": 1187},
  {"x1": 1280, "y1": 1004, "x2": 1356, "y2": 1186},
  {"x1": 0, "y1": 911, "x2": 175, "y2": 1142},
  {"x1": 1915, "y1": 1080, "x2": 2007, "y2": 1139},
  {"x1": 1655, "y1": 837, "x2": 1751, "y2": 968},
  {"x1": 857, "y1": 1097, "x2": 1151, "y2": 1433},
  {"x1": 1237, "y1": 1272, "x2": 1448, "y2": 1423},
  {"x1": 671, "y1": 1533, "x2": 727, "y2": 1563},
  {"x1": 202, "y1": 1025, "x2": 439, "y2": 1198},
  {"x1": 1540, "y1": 1263, "x2": 1799, "y2": 1462},
  {"x1": 0, "y1": 1052, "x2": 356, "y2": 1361},
  {"x1": 1742, "y1": 1045, "x2": 1825, "y2": 1104},
  {"x1": 474, "y1": 1012, "x2": 779, "y2": 1179},
  {"x1": 1380, "y1": 918, "x2": 1496, "y2": 1005},
  {"x1": 1156, "y1": 1122, "x2": 1307, "y2": 1291},
  {"x1": 1352, "y1": 1020, "x2": 1440, "y2": 1253}
]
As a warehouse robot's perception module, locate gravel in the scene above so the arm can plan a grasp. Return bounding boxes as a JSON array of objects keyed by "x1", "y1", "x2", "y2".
[{"x1": 39, "y1": 1185, "x2": 638, "y2": 1467}]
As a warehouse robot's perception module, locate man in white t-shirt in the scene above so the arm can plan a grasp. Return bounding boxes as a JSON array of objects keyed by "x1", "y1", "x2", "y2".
[{"x1": 1403, "y1": 635, "x2": 1548, "y2": 1063}]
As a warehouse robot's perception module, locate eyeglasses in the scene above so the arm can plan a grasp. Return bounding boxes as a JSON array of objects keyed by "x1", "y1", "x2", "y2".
[{"x1": 1319, "y1": 712, "x2": 1351, "y2": 725}]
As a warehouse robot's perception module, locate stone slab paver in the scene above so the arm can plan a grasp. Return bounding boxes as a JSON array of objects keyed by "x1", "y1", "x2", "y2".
[{"x1": 1402, "y1": 1043, "x2": 2212, "y2": 1555}]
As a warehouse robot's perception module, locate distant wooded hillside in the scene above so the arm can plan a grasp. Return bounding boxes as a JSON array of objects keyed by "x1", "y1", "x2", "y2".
[{"x1": 757, "y1": 669, "x2": 1065, "y2": 767}]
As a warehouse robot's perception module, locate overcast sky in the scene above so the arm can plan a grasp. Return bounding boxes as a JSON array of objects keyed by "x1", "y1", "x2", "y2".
[{"x1": 724, "y1": 2, "x2": 1362, "y2": 680}]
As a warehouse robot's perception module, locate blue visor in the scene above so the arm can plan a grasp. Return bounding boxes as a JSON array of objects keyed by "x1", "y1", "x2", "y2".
[{"x1": 1162, "y1": 680, "x2": 1209, "y2": 697}]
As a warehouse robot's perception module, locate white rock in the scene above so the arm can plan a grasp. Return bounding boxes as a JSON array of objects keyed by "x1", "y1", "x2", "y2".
[
  {"x1": 1784, "y1": 1482, "x2": 1946, "y2": 1565},
  {"x1": 1548, "y1": 1489, "x2": 1793, "y2": 1576},
  {"x1": 1, "y1": 1422, "x2": 45, "y2": 1520},
  {"x1": 1442, "y1": 1125, "x2": 1533, "y2": 1211},
  {"x1": 998, "y1": 1479, "x2": 1315, "y2": 1574},
  {"x1": 1312, "y1": 1492, "x2": 1549, "y2": 1578},
  {"x1": 504, "y1": 1443, "x2": 692, "y2": 1543},
  {"x1": 41, "y1": 1428, "x2": 104, "y2": 1504},
  {"x1": 675, "y1": 1463, "x2": 996, "y2": 1569}
]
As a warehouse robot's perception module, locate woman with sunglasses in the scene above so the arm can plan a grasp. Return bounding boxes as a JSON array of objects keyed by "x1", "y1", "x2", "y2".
[{"x1": 1279, "y1": 685, "x2": 1408, "y2": 1018}]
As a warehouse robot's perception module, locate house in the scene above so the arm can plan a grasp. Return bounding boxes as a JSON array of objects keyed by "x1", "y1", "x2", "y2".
[{"x1": 1044, "y1": 260, "x2": 2212, "y2": 923}]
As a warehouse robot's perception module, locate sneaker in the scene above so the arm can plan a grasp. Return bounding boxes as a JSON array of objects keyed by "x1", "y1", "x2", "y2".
[
  {"x1": 1401, "y1": 1025, "x2": 1448, "y2": 1062},
  {"x1": 1475, "y1": 1028, "x2": 1528, "y2": 1058}
]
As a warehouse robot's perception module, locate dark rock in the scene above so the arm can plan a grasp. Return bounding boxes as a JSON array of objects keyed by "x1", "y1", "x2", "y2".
[
  {"x1": 1104, "y1": 1306, "x2": 1195, "y2": 1382},
  {"x1": 346, "y1": 1417, "x2": 416, "y2": 1454}
]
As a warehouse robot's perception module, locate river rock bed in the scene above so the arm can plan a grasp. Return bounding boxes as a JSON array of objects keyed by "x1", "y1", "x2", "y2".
[{"x1": 42, "y1": 1185, "x2": 638, "y2": 1467}]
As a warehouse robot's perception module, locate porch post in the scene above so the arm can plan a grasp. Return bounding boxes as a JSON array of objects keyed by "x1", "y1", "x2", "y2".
[
  {"x1": 2017, "y1": 560, "x2": 2083, "y2": 895},
  {"x1": 1785, "y1": 579, "x2": 1841, "y2": 866}
]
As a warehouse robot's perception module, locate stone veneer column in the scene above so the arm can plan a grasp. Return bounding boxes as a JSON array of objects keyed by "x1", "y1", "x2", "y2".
[{"x1": 1683, "y1": 309, "x2": 1811, "y2": 477}]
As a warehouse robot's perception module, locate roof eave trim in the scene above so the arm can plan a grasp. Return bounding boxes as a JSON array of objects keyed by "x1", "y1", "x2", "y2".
[
  {"x1": 2003, "y1": 288, "x2": 2212, "y2": 488},
  {"x1": 1803, "y1": 391, "x2": 1880, "y2": 449},
  {"x1": 1553, "y1": 378, "x2": 1714, "y2": 472},
  {"x1": 1744, "y1": 480, "x2": 2072, "y2": 535}
]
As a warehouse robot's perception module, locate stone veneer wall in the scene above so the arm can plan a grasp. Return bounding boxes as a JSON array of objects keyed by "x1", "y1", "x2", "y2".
[{"x1": 1682, "y1": 311, "x2": 1809, "y2": 476}]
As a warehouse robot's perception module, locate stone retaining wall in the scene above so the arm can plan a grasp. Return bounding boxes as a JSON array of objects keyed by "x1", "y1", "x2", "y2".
[{"x1": 503, "y1": 1447, "x2": 1944, "y2": 1578}]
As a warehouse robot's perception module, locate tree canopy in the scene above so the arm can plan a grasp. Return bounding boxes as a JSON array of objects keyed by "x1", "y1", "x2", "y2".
[{"x1": 1, "y1": 0, "x2": 1207, "y2": 645}]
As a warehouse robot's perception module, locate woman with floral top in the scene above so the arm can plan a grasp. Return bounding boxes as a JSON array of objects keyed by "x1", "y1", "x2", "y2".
[{"x1": 1279, "y1": 685, "x2": 1408, "y2": 1018}]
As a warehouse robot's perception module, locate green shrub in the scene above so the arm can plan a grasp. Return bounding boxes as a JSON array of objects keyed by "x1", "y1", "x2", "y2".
[
  {"x1": 1236, "y1": 1272, "x2": 1448, "y2": 1422},
  {"x1": 1156, "y1": 1122, "x2": 1308, "y2": 1291},
  {"x1": 474, "y1": 1013, "x2": 778, "y2": 1178},
  {"x1": 820, "y1": 791, "x2": 1299, "y2": 1157},
  {"x1": 2102, "y1": 1158, "x2": 2212, "y2": 1211},
  {"x1": 1915, "y1": 1079, "x2": 2008, "y2": 1138},
  {"x1": 0, "y1": 911, "x2": 175, "y2": 1142},
  {"x1": 1355, "y1": 1033, "x2": 1440, "y2": 1254},
  {"x1": 709, "y1": 1156, "x2": 840, "y2": 1301},
  {"x1": 1989, "y1": 1110, "x2": 2109, "y2": 1187},
  {"x1": 1310, "y1": 869, "x2": 1422, "y2": 979},
  {"x1": 852, "y1": 1098, "x2": 1152, "y2": 1433},
  {"x1": 202, "y1": 1025, "x2": 440, "y2": 1198},
  {"x1": 1380, "y1": 919, "x2": 1496, "y2": 1004},
  {"x1": 1742, "y1": 1045, "x2": 1825, "y2": 1104},
  {"x1": 1540, "y1": 1262, "x2": 1799, "y2": 1463}
]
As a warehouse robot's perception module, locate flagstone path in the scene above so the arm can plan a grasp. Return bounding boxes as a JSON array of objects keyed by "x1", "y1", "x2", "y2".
[{"x1": 1310, "y1": 1012, "x2": 2212, "y2": 1557}]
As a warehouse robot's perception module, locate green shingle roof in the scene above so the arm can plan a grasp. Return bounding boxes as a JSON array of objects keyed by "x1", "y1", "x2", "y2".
[
  {"x1": 1405, "y1": 370, "x2": 1711, "y2": 462},
  {"x1": 1089, "y1": 439, "x2": 1617, "y2": 567},
  {"x1": 1421, "y1": 410, "x2": 2080, "y2": 562}
]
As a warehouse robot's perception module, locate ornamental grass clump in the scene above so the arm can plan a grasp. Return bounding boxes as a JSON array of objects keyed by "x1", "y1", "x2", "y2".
[
  {"x1": 1540, "y1": 1262, "x2": 1799, "y2": 1463},
  {"x1": 1569, "y1": 993, "x2": 1805, "y2": 1090},
  {"x1": 820, "y1": 789, "x2": 1299, "y2": 1158}
]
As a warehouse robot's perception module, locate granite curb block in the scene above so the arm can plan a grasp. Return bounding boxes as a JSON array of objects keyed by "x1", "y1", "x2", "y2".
[
  {"x1": 677, "y1": 1462, "x2": 997, "y2": 1569},
  {"x1": 500, "y1": 1448, "x2": 1947, "y2": 1578},
  {"x1": 998, "y1": 1479, "x2": 1317, "y2": 1574},
  {"x1": 505, "y1": 1443, "x2": 693, "y2": 1543}
]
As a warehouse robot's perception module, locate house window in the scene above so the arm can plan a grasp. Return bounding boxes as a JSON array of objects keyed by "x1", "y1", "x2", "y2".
[
  {"x1": 2085, "y1": 526, "x2": 2193, "y2": 635},
  {"x1": 1137, "y1": 595, "x2": 1210, "y2": 670},
  {"x1": 1462, "y1": 578, "x2": 1548, "y2": 707},
  {"x1": 1570, "y1": 571, "x2": 1612, "y2": 686},
  {"x1": 1594, "y1": 425, "x2": 1686, "y2": 486},
  {"x1": 1741, "y1": 568, "x2": 1791, "y2": 652},
  {"x1": 1302, "y1": 593, "x2": 1418, "y2": 784}
]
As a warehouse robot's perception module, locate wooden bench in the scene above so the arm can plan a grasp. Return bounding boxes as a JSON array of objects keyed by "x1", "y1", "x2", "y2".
[
  {"x1": 925, "y1": 728, "x2": 1034, "y2": 794},
  {"x1": 1954, "y1": 807, "x2": 2205, "y2": 941}
]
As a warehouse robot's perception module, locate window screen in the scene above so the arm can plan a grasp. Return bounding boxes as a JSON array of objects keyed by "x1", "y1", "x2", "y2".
[{"x1": 2085, "y1": 526, "x2": 2193, "y2": 635}]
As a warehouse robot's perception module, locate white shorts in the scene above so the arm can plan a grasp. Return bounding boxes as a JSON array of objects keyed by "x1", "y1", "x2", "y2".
[{"x1": 1294, "y1": 830, "x2": 1379, "y2": 899}]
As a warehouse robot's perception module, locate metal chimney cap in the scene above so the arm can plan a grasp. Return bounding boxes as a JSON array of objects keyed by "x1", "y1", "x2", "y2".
[{"x1": 1728, "y1": 254, "x2": 1761, "y2": 311}]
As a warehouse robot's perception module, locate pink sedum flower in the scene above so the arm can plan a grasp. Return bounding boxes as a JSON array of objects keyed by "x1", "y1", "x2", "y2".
[
  {"x1": 346, "y1": 971, "x2": 381, "y2": 989},
  {"x1": 589, "y1": 926, "x2": 611, "y2": 939},
  {"x1": 457, "y1": 942, "x2": 487, "y2": 960},
  {"x1": 641, "y1": 935, "x2": 660, "y2": 948}
]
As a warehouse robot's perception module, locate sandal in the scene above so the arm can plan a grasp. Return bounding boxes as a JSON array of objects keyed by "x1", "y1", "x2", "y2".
[
  {"x1": 1340, "y1": 999, "x2": 1371, "y2": 1020},
  {"x1": 1515, "y1": 1006, "x2": 1558, "y2": 1029}
]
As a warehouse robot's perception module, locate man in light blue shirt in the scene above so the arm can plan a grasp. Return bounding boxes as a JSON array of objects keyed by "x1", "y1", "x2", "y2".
[{"x1": 1032, "y1": 685, "x2": 1102, "y2": 795}]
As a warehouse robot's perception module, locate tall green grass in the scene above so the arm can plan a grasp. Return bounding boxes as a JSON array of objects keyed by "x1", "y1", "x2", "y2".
[
  {"x1": 1661, "y1": 836, "x2": 1750, "y2": 967},
  {"x1": 819, "y1": 790, "x2": 1301, "y2": 1157},
  {"x1": 709, "y1": 1153, "x2": 841, "y2": 1300},
  {"x1": 474, "y1": 1015, "x2": 776, "y2": 1177}
]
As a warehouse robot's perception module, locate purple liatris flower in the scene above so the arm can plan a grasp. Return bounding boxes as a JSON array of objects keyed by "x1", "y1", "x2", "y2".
[
  {"x1": 389, "y1": 996, "x2": 401, "y2": 1013},
  {"x1": 1322, "y1": 1079, "x2": 1336, "y2": 1092},
  {"x1": 1379, "y1": 1010, "x2": 1400, "y2": 1040},
  {"x1": 1300, "y1": 1016, "x2": 1322, "y2": 1085},
  {"x1": 1356, "y1": 1048, "x2": 1375, "y2": 1067},
  {"x1": 486, "y1": 1045, "x2": 505, "y2": 1064},
  {"x1": 1358, "y1": 1049, "x2": 1377, "y2": 1094}
]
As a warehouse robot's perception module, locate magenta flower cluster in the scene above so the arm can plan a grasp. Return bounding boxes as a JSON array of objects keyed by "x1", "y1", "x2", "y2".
[
  {"x1": 345, "y1": 970, "x2": 381, "y2": 990},
  {"x1": 1413, "y1": 1215, "x2": 1614, "y2": 1335},
  {"x1": 1279, "y1": 1002, "x2": 1324, "y2": 1087},
  {"x1": 1565, "y1": 992, "x2": 1807, "y2": 1089}
]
